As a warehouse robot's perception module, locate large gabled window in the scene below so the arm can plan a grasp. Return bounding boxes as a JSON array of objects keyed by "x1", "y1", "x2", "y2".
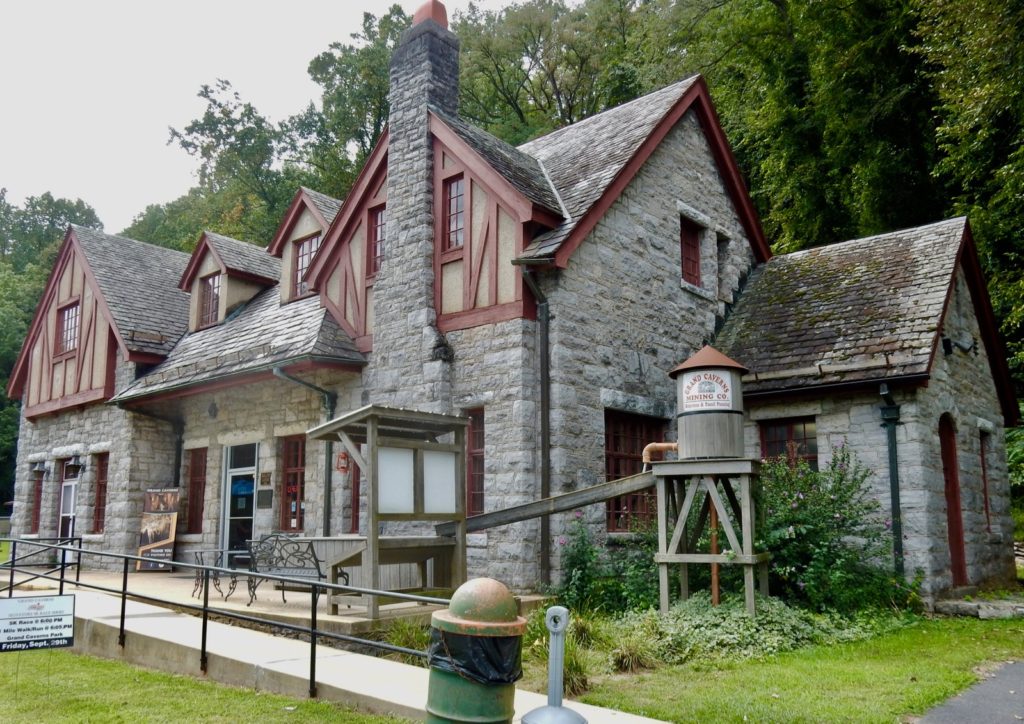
[
  {"x1": 292, "y1": 234, "x2": 321, "y2": 298},
  {"x1": 199, "y1": 274, "x2": 221, "y2": 328},
  {"x1": 443, "y1": 176, "x2": 465, "y2": 250},
  {"x1": 55, "y1": 301, "x2": 80, "y2": 355}
]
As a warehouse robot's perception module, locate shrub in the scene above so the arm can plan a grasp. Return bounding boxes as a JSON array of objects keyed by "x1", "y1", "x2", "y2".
[
  {"x1": 381, "y1": 618, "x2": 431, "y2": 667},
  {"x1": 758, "y1": 444, "x2": 906, "y2": 612},
  {"x1": 562, "y1": 632, "x2": 589, "y2": 696},
  {"x1": 559, "y1": 511, "x2": 602, "y2": 612},
  {"x1": 609, "y1": 628, "x2": 659, "y2": 672}
]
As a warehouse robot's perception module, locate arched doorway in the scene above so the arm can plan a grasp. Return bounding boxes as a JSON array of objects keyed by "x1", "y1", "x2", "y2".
[{"x1": 939, "y1": 414, "x2": 968, "y2": 586}]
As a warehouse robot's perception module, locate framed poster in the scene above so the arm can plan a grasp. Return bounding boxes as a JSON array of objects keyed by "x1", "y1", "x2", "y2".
[{"x1": 137, "y1": 488, "x2": 179, "y2": 571}]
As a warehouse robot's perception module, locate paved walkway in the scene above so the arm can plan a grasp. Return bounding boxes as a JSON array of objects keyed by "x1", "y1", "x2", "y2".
[
  {"x1": 9, "y1": 571, "x2": 657, "y2": 723},
  {"x1": 920, "y1": 661, "x2": 1024, "y2": 723}
]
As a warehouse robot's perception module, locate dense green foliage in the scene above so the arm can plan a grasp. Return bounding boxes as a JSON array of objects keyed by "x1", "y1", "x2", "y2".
[{"x1": 758, "y1": 445, "x2": 912, "y2": 612}]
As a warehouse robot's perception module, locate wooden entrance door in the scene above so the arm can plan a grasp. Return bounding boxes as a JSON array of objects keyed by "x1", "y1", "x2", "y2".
[{"x1": 939, "y1": 414, "x2": 968, "y2": 586}]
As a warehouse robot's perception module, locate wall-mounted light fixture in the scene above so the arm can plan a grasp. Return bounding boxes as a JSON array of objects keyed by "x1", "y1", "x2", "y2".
[
  {"x1": 30, "y1": 461, "x2": 48, "y2": 476},
  {"x1": 65, "y1": 454, "x2": 84, "y2": 476},
  {"x1": 941, "y1": 334, "x2": 978, "y2": 356}
]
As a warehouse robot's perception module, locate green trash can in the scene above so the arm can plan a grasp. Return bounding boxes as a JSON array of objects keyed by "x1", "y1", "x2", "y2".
[{"x1": 426, "y1": 578, "x2": 527, "y2": 723}]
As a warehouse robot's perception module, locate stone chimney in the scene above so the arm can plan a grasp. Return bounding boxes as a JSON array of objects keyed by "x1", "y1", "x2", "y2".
[{"x1": 367, "y1": 1, "x2": 460, "y2": 411}]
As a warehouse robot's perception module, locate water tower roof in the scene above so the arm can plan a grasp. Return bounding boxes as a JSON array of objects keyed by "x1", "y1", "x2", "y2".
[{"x1": 669, "y1": 345, "x2": 748, "y2": 378}]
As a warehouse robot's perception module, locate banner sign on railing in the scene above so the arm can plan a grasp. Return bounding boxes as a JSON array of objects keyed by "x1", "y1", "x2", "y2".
[{"x1": 0, "y1": 594, "x2": 75, "y2": 652}]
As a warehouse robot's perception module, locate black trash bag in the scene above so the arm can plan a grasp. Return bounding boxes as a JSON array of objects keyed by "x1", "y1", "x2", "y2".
[{"x1": 427, "y1": 628, "x2": 523, "y2": 685}]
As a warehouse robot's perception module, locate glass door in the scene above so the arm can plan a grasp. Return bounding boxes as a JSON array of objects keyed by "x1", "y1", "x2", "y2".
[
  {"x1": 58, "y1": 460, "x2": 78, "y2": 538},
  {"x1": 222, "y1": 443, "x2": 257, "y2": 565}
]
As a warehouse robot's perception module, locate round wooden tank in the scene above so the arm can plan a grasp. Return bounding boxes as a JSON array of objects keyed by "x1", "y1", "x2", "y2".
[{"x1": 669, "y1": 345, "x2": 748, "y2": 459}]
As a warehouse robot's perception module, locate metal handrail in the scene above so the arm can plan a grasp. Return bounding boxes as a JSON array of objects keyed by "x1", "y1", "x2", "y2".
[{"x1": 0, "y1": 537, "x2": 444, "y2": 698}]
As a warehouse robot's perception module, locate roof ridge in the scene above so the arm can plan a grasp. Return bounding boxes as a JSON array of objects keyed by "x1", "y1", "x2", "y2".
[{"x1": 776, "y1": 217, "x2": 967, "y2": 260}]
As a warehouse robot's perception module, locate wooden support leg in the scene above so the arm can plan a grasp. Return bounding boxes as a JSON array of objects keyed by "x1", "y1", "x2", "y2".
[{"x1": 744, "y1": 564, "x2": 756, "y2": 616}]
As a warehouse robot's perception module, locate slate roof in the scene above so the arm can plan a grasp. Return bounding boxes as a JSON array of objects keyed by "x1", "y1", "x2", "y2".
[
  {"x1": 517, "y1": 76, "x2": 701, "y2": 260},
  {"x1": 72, "y1": 225, "x2": 190, "y2": 357},
  {"x1": 434, "y1": 111, "x2": 564, "y2": 217},
  {"x1": 300, "y1": 187, "x2": 343, "y2": 225},
  {"x1": 204, "y1": 232, "x2": 280, "y2": 282},
  {"x1": 113, "y1": 287, "x2": 364, "y2": 402},
  {"x1": 715, "y1": 218, "x2": 967, "y2": 395}
]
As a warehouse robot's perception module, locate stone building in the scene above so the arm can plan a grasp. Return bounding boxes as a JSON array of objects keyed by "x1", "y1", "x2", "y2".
[{"x1": 6, "y1": 0, "x2": 1017, "y2": 597}]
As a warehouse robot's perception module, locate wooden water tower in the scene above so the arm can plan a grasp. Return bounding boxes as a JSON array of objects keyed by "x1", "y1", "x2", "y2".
[{"x1": 651, "y1": 346, "x2": 770, "y2": 615}]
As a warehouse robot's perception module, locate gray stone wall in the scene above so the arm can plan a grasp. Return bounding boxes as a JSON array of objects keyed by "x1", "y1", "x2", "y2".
[
  {"x1": 743, "y1": 269, "x2": 1015, "y2": 599},
  {"x1": 541, "y1": 110, "x2": 758, "y2": 576}
]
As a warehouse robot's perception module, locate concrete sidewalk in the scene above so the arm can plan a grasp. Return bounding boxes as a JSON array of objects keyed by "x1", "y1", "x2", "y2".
[
  {"x1": 16, "y1": 579, "x2": 660, "y2": 723},
  {"x1": 920, "y1": 660, "x2": 1023, "y2": 723}
]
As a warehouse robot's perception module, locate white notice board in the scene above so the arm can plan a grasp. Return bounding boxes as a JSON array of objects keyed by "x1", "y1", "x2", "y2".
[{"x1": 0, "y1": 595, "x2": 75, "y2": 652}]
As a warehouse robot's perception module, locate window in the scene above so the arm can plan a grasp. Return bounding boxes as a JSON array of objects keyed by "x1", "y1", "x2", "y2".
[
  {"x1": 760, "y1": 417, "x2": 818, "y2": 469},
  {"x1": 293, "y1": 234, "x2": 321, "y2": 297},
  {"x1": 58, "y1": 458, "x2": 79, "y2": 538},
  {"x1": 466, "y1": 409, "x2": 485, "y2": 516},
  {"x1": 980, "y1": 431, "x2": 992, "y2": 532},
  {"x1": 56, "y1": 301, "x2": 80, "y2": 355},
  {"x1": 443, "y1": 176, "x2": 465, "y2": 250},
  {"x1": 281, "y1": 436, "x2": 305, "y2": 532},
  {"x1": 186, "y1": 448, "x2": 207, "y2": 534},
  {"x1": 92, "y1": 453, "x2": 109, "y2": 533},
  {"x1": 199, "y1": 274, "x2": 221, "y2": 327},
  {"x1": 681, "y1": 217, "x2": 701, "y2": 286},
  {"x1": 605, "y1": 410, "x2": 667, "y2": 532},
  {"x1": 30, "y1": 467, "x2": 44, "y2": 534},
  {"x1": 369, "y1": 207, "x2": 386, "y2": 275}
]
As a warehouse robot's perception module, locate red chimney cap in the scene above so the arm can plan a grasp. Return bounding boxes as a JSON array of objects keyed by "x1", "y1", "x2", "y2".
[
  {"x1": 413, "y1": 0, "x2": 448, "y2": 29},
  {"x1": 669, "y1": 345, "x2": 748, "y2": 378}
]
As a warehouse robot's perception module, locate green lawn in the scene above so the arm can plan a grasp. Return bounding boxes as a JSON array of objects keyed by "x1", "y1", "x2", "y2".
[
  {"x1": 0, "y1": 649, "x2": 406, "y2": 723},
  {"x1": 577, "y1": 617, "x2": 1024, "y2": 723}
]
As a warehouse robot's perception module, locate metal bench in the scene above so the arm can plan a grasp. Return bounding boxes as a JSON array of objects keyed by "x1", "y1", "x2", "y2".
[{"x1": 245, "y1": 534, "x2": 345, "y2": 606}]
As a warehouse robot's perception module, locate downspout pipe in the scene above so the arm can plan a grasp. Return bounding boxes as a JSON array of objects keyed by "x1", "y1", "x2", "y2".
[
  {"x1": 272, "y1": 367, "x2": 338, "y2": 536},
  {"x1": 521, "y1": 267, "x2": 552, "y2": 587},
  {"x1": 879, "y1": 383, "x2": 905, "y2": 577}
]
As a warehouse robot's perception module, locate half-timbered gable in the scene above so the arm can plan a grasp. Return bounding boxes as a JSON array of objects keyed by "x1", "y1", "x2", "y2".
[
  {"x1": 7, "y1": 226, "x2": 190, "y2": 418},
  {"x1": 307, "y1": 137, "x2": 389, "y2": 353}
]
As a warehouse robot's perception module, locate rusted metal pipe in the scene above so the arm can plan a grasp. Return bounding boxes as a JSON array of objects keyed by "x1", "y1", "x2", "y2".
[{"x1": 642, "y1": 442, "x2": 678, "y2": 470}]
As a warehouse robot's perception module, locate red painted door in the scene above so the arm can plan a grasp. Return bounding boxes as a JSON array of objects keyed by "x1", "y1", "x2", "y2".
[{"x1": 939, "y1": 415, "x2": 968, "y2": 586}]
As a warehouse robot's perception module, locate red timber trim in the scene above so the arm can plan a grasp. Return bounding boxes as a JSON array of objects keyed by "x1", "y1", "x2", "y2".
[
  {"x1": 117, "y1": 359, "x2": 363, "y2": 406},
  {"x1": 307, "y1": 130, "x2": 389, "y2": 289},
  {"x1": 125, "y1": 351, "x2": 165, "y2": 365},
  {"x1": 942, "y1": 221, "x2": 1020, "y2": 425},
  {"x1": 428, "y1": 113, "x2": 563, "y2": 228},
  {"x1": 438, "y1": 301, "x2": 526, "y2": 333},
  {"x1": 432, "y1": 133, "x2": 538, "y2": 328},
  {"x1": 552, "y1": 77, "x2": 772, "y2": 270},
  {"x1": 268, "y1": 188, "x2": 332, "y2": 257},
  {"x1": 7, "y1": 227, "x2": 127, "y2": 399},
  {"x1": 178, "y1": 233, "x2": 227, "y2": 290},
  {"x1": 23, "y1": 387, "x2": 108, "y2": 419}
]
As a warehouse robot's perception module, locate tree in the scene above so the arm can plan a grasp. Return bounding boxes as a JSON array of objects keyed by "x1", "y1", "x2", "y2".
[{"x1": 1, "y1": 189, "x2": 102, "y2": 271}]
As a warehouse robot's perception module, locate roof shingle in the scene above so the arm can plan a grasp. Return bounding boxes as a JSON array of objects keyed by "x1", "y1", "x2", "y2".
[{"x1": 204, "y1": 232, "x2": 280, "y2": 282}]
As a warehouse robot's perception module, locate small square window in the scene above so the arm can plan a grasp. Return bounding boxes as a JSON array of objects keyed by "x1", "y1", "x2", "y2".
[
  {"x1": 681, "y1": 217, "x2": 701, "y2": 286},
  {"x1": 760, "y1": 417, "x2": 818, "y2": 469}
]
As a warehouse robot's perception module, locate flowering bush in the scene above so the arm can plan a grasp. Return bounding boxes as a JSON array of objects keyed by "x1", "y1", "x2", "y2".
[{"x1": 758, "y1": 444, "x2": 910, "y2": 612}]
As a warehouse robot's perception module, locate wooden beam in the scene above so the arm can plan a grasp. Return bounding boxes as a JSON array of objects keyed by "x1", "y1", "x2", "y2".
[{"x1": 435, "y1": 470, "x2": 656, "y2": 536}]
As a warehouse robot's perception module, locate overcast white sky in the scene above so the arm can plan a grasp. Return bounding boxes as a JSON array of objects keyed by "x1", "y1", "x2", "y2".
[{"x1": 0, "y1": 0, "x2": 508, "y2": 233}]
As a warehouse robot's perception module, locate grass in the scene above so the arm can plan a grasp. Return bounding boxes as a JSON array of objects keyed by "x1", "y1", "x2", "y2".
[
  {"x1": 575, "y1": 617, "x2": 1024, "y2": 723},
  {"x1": 0, "y1": 649, "x2": 407, "y2": 723}
]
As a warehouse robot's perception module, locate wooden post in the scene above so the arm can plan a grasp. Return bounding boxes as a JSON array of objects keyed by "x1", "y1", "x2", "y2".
[{"x1": 656, "y1": 475, "x2": 670, "y2": 613}]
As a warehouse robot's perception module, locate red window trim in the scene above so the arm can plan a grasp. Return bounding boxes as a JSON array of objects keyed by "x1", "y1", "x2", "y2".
[
  {"x1": 186, "y1": 448, "x2": 207, "y2": 534},
  {"x1": 198, "y1": 273, "x2": 221, "y2": 328},
  {"x1": 367, "y1": 206, "x2": 386, "y2": 278},
  {"x1": 980, "y1": 431, "x2": 992, "y2": 532},
  {"x1": 54, "y1": 298, "x2": 81, "y2": 358},
  {"x1": 30, "y1": 469, "x2": 44, "y2": 534},
  {"x1": 443, "y1": 176, "x2": 466, "y2": 252},
  {"x1": 291, "y1": 233, "x2": 322, "y2": 300},
  {"x1": 759, "y1": 417, "x2": 818, "y2": 469},
  {"x1": 92, "y1": 453, "x2": 109, "y2": 533},
  {"x1": 281, "y1": 436, "x2": 305, "y2": 533},
  {"x1": 466, "y1": 408, "x2": 485, "y2": 517},
  {"x1": 681, "y1": 216, "x2": 702, "y2": 287},
  {"x1": 605, "y1": 410, "x2": 666, "y2": 532}
]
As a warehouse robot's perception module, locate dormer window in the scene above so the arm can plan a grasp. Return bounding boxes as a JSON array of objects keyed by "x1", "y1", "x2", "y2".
[
  {"x1": 368, "y1": 207, "x2": 386, "y2": 276},
  {"x1": 681, "y1": 216, "x2": 701, "y2": 286},
  {"x1": 443, "y1": 176, "x2": 465, "y2": 250},
  {"x1": 293, "y1": 234, "x2": 321, "y2": 298},
  {"x1": 56, "y1": 301, "x2": 80, "y2": 355},
  {"x1": 199, "y1": 273, "x2": 221, "y2": 328}
]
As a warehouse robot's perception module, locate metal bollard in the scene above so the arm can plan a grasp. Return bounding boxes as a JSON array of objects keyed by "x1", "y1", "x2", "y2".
[
  {"x1": 522, "y1": 607, "x2": 587, "y2": 724},
  {"x1": 426, "y1": 578, "x2": 527, "y2": 723}
]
